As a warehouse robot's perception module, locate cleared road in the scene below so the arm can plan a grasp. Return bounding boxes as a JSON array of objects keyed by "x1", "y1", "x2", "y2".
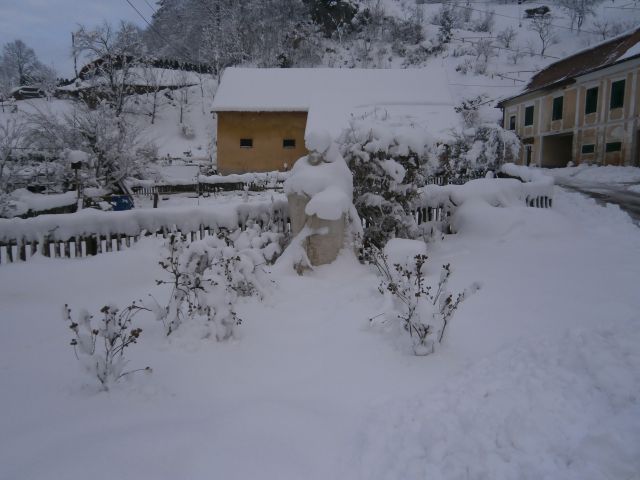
[{"x1": 556, "y1": 180, "x2": 640, "y2": 224}]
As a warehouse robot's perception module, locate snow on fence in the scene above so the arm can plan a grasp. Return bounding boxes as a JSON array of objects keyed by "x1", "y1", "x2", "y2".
[
  {"x1": 0, "y1": 201, "x2": 290, "y2": 265},
  {"x1": 131, "y1": 173, "x2": 479, "y2": 195},
  {"x1": 414, "y1": 174, "x2": 554, "y2": 232},
  {"x1": 128, "y1": 171, "x2": 289, "y2": 196}
]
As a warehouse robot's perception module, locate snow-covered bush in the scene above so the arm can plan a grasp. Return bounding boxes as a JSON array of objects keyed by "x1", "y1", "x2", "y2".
[
  {"x1": 442, "y1": 125, "x2": 520, "y2": 176},
  {"x1": 339, "y1": 116, "x2": 435, "y2": 250},
  {"x1": 370, "y1": 240, "x2": 479, "y2": 355},
  {"x1": 155, "y1": 226, "x2": 280, "y2": 339},
  {"x1": 181, "y1": 123, "x2": 196, "y2": 140},
  {"x1": 454, "y1": 95, "x2": 487, "y2": 129},
  {"x1": 471, "y1": 10, "x2": 495, "y2": 33},
  {"x1": 455, "y1": 58, "x2": 474, "y2": 75},
  {"x1": 64, "y1": 303, "x2": 151, "y2": 390}
]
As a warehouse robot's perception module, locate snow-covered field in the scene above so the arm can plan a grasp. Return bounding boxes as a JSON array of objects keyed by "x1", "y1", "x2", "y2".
[{"x1": 1, "y1": 187, "x2": 639, "y2": 479}]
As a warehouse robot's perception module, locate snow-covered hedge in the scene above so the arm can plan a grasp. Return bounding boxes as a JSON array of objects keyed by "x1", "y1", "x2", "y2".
[
  {"x1": 0, "y1": 200, "x2": 288, "y2": 243},
  {"x1": 419, "y1": 177, "x2": 553, "y2": 210},
  {"x1": 2, "y1": 189, "x2": 77, "y2": 218}
]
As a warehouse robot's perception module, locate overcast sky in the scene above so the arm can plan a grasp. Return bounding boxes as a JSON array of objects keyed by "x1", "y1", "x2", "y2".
[{"x1": 0, "y1": 0, "x2": 152, "y2": 78}]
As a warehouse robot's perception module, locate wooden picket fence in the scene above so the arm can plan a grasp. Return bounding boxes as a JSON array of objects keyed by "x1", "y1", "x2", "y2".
[{"x1": 0, "y1": 214, "x2": 291, "y2": 265}]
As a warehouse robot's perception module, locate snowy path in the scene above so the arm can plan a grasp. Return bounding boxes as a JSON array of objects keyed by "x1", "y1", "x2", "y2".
[{"x1": 1, "y1": 188, "x2": 640, "y2": 479}]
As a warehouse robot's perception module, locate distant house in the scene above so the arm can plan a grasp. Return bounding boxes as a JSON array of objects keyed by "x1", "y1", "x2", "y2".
[
  {"x1": 211, "y1": 67, "x2": 458, "y2": 175},
  {"x1": 10, "y1": 86, "x2": 46, "y2": 100},
  {"x1": 498, "y1": 27, "x2": 640, "y2": 167},
  {"x1": 56, "y1": 57, "x2": 206, "y2": 103}
]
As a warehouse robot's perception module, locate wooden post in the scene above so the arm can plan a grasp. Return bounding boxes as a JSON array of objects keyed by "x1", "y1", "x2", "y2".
[
  {"x1": 19, "y1": 240, "x2": 26, "y2": 261},
  {"x1": 86, "y1": 236, "x2": 98, "y2": 256}
]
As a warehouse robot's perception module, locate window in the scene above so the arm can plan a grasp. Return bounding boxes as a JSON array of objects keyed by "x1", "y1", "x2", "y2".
[
  {"x1": 581, "y1": 144, "x2": 595, "y2": 154},
  {"x1": 585, "y1": 87, "x2": 598, "y2": 114},
  {"x1": 509, "y1": 115, "x2": 516, "y2": 130},
  {"x1": 283, "y1": 138, "x2": 296, "y2": 149},
  {"x1": 605, "y1": 142, "x2": 621, "y2": 152},
  {"x1": 240, "y1": 138, "x2": 253, "y2": 148},
  {"x1": 524, "y1": 105, "x2": 534, "y2": 126},
  {"x1": 610, "y1": 80, "x2": 625, "y2": 109},
  {"x1": 552, "y1": 96, "x2": 563, "y2": 121}
]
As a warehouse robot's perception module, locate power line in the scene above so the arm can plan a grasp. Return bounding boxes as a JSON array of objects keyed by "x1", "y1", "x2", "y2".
[
  {"x1": 448, "y1": 82, "x2": 522, "y2": 87},
  {"x1": 447, "y1": 2, "x2": 604, "y2": 36},
  {"x1": 122, "y1": 0, "x2": 199, "y2": 65},
  {"x1": 141, "y1": 0, "x2": 157, "y2": 14},
  {"x1": 451, "y1": 36, "x2": 561, "y2": 59}
]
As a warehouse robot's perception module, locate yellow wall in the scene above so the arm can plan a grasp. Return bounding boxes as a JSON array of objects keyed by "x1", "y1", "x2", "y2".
[
  {"x1": 216, "y1": 111, "x2": 308, "y2": 174},
  {"x1": 502, "y1": 60, "x2": 640, "y2": 167}
]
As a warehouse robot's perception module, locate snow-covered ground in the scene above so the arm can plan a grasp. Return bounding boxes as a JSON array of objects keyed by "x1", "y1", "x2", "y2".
[{"x1": 1, "y1": 187, "x2": 639, "y2": 479}]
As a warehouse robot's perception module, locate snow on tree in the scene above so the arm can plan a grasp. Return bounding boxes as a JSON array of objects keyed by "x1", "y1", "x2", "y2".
[
  {"x1": 339, "y1": 114, "x2": 436, "y2": 250},
  {"x1": 72, "y1": 21, "x2": 146, "y2": 116},
  {"x1": 0, "y1": 39, "x2": 56, "y2": 93}
]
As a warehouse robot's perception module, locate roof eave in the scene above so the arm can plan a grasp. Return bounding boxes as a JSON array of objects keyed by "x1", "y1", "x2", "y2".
[{"x1": 497, "y1": 53, "x2": 640, "y2": 108}]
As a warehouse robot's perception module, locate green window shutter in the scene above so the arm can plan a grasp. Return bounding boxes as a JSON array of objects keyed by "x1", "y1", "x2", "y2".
[
  {"x1": 585, "y1": 87, "x2": 598, "y2": 114},
  {"x1": 524, "y1": 105, "x2": 534, "y2": 126},
  {"x1": 605, "y1": 142, "x2": 621, "y2": 152},
  {"x1": 581, "y1": 144, "x2": 595, "y2": 154},
  {"x1": 610, "y1": 80, "x2": 625, "y2": 109},
  {"x1": 552, "y1": 96, "x2": 563, "y2": 121}
]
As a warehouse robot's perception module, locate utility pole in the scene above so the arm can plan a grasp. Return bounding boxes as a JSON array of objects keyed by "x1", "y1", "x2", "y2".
[{"x1": 72, "y1": 32, "x2": 78, "y2": 79}]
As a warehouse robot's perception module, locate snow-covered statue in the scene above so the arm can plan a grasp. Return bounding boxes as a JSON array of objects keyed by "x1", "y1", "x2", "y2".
[{"x1": 280, "y1": 131, "x2": 361, "y2": 271}]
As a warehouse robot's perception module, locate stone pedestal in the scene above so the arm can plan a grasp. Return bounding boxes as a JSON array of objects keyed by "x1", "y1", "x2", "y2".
[{"x1": 287, "y1": 193, "x2": 346, "y2": 266}]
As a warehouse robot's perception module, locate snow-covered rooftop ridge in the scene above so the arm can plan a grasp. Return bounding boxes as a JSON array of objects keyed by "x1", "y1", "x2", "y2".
[
  {"x1": 57, "y1": 68, "x2": 204, "y2": 92},
  {"x1": 212, "y1": 67, "x2": 454, "y2": 112},
  {"x1": 213, "y1": 67, "x2": 458, "y2": 142}
]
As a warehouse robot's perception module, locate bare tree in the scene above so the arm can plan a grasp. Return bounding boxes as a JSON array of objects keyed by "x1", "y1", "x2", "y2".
[
  {"x1": 592, "y1": 19, "x2": 610, "y2": 40},
  {"x1": 508, "y1": 45, "x2": 524, "y2": 65},
  {"x1": 474, "y1": 38, "x2": 494, "y2": 63},
  {"x1": 1, "y1": 40, "x2": 39, "y2": 85},
  {"x1": 497, "y1": 26, "x2": 517, "y2": 49},
  {"x1": 142, "y1": 66, "x2": 167, "y2": 125},
  {"x1": 175, "y1": 70, "x2": 190, "y2": 125},
  {"x1": 72, "y1": 21, "x2": 146, "y2": 116},
  {"x1": 558, "y1": 0, "x2": 600, "y2": 32},
  {"x1": 528, "y1": 15, "x2": 556, "y2": 56},
  {"x1": 0, "y1": 117, "x2": 25, "y2": 192}
]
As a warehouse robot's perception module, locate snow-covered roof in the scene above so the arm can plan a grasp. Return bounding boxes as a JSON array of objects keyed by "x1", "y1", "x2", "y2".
[
  {"x1": 499, "y1": 26, "x2": 640, "y2": 105},
  {"x1": 57, "y1": 68, "x2": 203, "y2": 92},
  {"x1": 212, "y1": 67, "x2": 458, "y2": 141}
]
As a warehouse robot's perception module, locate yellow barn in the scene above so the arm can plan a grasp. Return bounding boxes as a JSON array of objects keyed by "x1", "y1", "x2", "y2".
[{"x1": 211, "y1": 68, "x2": 459, "y2": 175}]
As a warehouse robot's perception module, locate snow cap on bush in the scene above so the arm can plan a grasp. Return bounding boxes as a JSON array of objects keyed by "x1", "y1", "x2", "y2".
[{"x1": 284, "y1": 131, "x2": 353, "y2": 222}]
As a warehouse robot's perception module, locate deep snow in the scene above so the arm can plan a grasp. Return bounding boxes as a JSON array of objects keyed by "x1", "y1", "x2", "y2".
[{"x1": 1, "y1": 187, "x2": 639, "y2": 479}]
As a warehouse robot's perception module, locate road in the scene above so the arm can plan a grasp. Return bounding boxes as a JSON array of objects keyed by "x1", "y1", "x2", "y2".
[{"x1": 556, "y1": 179, "x2": 640, "y2": 224}]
